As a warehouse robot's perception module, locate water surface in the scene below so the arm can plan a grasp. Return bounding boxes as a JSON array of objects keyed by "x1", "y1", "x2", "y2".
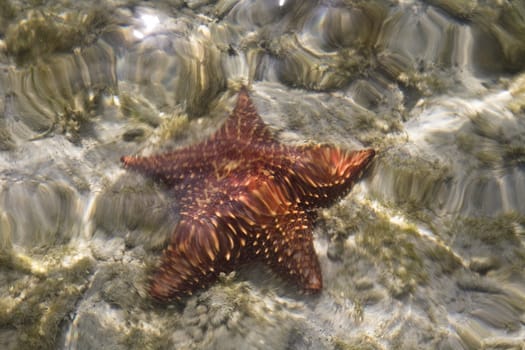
[{"x1": 0, "y1": 1, "x2": 524, "y2": 349}]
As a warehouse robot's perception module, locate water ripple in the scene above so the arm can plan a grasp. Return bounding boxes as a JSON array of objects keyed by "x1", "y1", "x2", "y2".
[{"x1": 0, "y1": 1, "x2": 524, "y2": 349}]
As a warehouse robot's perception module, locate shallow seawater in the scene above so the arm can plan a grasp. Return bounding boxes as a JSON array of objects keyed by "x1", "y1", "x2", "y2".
[{"x1": 0, "y1": 0, "x2": 524, "y2": 349}]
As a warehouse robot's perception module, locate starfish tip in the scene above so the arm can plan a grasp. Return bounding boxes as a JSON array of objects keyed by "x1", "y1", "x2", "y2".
[
  {"x1": 305, "y1": 274, "x2": 322, "y2": 293},
  {"x1": 360, "y1": 148, "x2": 376, "y2": 166}
]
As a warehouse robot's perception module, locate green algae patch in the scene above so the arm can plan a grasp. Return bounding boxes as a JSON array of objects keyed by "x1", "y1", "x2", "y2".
[
  {"x1": 0, "y1": 0, "x2": 17, "y2": 36},
  {"x1": 445, "y1": 213, "x2": 525, "y2": 271},
  {"x1": 267, "y1": 2, "x2": 388, "y2": 92},
  {"x1": 158, "y1": 113, "x2": 191, "y2": 144},
  {"x1": 320, "y1": 198, "x2": 459, "y2": 301},
  {"x1": 331, "y1": 335, "x2": 383, "y2": 350},
  {"x1": 357, "y1": 219, "x2": 428, "y2": 297},
  {"x1": 503, "y1": 144, "x2": 525, "y2": 166},
  {"x1": 422, "y1": 237, "x2": 463, "y2": 275},
  {"x1": 119, "y1": 92, "x2": 163, "y2": 128},
  {"x1": 5, "y1": 8, "x2": 114, "y2": 65},
  {"x1": 455, "y1": 108, "x2": 525, "y2": 168},
  {"x1": 318, "y1": 200, "x2": 367, "y2": 242},
  {"x1": 8, "y1": 61, "x2": 116, "y2": 143},
  {"x1": 386, "y1": 56, "x2": 449, "y2": 97},
  {"x1": 270, "y1": 34, "x2": 367, "y2": 92},
  {"x1": 423, "y1": 0, "x2": 477, "y2": 21},
  {"x1": 0, "y1": 250, "x2": 35, "y2": 277},
  {"x1": 123, "y1": 326, "x2": 172, "y2": 350},
  {"x1": 0, "y1": 247, "x2": 95, "y2": 350},
  {"x1": 0, "y1": 124, "x2": 16, "y2": 151},
  {"x1": 447, "y1": 213, "x2": 524, "y2": 246},
  {"x1": 370, "y1": 151, "x2": 453, "y2": 213}
]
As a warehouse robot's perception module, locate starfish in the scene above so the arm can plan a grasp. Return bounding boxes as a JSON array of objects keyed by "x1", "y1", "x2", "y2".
[{"x1": 121, "y1": 88, "x2": 375, "y2": 301}]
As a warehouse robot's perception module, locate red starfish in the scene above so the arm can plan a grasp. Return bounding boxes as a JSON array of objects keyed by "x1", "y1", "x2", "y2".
[{"x1": 121, "y1": 88, "x2": 375, "y2": 301}]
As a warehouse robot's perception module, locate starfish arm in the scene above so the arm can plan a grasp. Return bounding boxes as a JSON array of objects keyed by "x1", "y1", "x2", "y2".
[
  {"x1": 121, "y1": 145, "x2": 218, "y2": 188},
  {"x1": 213, "y1": 88, "x2": 274, "y2": 145},
  {"x1": 259, "y1": 209, "x2": 322, "y2": 293},
  {"x1": 149, "y1": 215, "x2": 243, "y2": 301},
  {"x1": 291, "y1": 145, "x2": 375, "y2": 208}
]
